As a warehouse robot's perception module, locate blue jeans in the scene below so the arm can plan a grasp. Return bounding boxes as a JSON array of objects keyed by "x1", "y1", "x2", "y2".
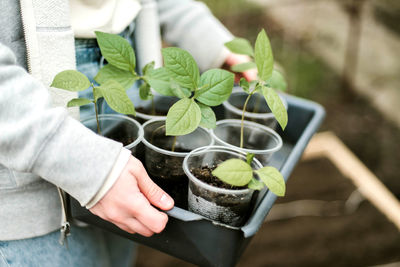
[
  {"x1": 0, "y1": 28, "x2": 139, "y2": 267},
  {"x1": 0, "y1": 225, "x2": 135, "y2": 267}
]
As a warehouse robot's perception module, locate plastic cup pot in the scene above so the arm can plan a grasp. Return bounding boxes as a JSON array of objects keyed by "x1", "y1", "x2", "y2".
[
  {"x1": 210, "y1": 119, "x2": 282, "y2": 165},
  {"x1": 141, "y1": 118, "x2": 214, "y2": 208},
  {"x1": 183, "y1": 146, "x2": 263, "y2": 227},
  {"x1": 134, "y1": 95, "x2": 179, "y2": 124},
  {"x1": 81, "y1": 114, "x2": 143, "y2": 155},
  {"x1": 222, "y1": 89, "x2": 288, "y2": 129}
]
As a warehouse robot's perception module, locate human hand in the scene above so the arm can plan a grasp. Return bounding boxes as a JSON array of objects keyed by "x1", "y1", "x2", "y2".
[
  {"x1": 89, "y1": 156, "x2": 174, "y2": 237},
  {"x1": 224, "y1": 52, "x2": 258, "y2": 82}
]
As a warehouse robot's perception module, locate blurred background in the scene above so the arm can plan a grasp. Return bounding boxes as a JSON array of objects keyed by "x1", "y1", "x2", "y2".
[{"x1": 136, "y1": 0, "x2": 400, "y2": 266}]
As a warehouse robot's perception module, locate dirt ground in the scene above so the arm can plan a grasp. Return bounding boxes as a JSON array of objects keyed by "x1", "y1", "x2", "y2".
[{"x1": 135, "y1": 158, "x2": 400, "y2": 267}]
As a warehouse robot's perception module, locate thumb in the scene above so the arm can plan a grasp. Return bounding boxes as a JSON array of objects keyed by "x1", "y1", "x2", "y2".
[{"x1": 130, "y1": 158, "x2": 174, "y2": 210}]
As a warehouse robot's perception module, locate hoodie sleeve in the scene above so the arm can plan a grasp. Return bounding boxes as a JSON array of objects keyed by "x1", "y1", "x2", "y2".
[{"x1": 0, "y1": 43, "x2": 124, "y2": 206}]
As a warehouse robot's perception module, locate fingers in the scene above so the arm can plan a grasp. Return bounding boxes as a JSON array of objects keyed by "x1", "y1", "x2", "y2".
[{"x1": 129, "y1": 157, "x2": 174, "y2": 210}]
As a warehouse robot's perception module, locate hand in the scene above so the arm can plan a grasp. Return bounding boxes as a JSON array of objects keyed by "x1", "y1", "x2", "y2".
[
  {"x1": 89, "y1": 156, "x2": 174, "y2": 237},
  {"x1": 224, "y1": 52, "x2": 258, "y2": 82}
]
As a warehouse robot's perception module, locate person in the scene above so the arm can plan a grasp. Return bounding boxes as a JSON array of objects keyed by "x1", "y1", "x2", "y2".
[{"x1": 0, "y1": 0, "x2": 256, "y2": 266}]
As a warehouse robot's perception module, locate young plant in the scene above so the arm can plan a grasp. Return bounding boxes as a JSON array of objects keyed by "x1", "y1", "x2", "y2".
[
  {"x1": 146, "y1": 47, "x2": 235, "y2": 142},
  {"x1": 212, "y1": 153, "x2": 285, "y2": 196},
  {"x1": 211, "y1": 29, "x2": 287, "y2": 196},
  {"x1": 93, "y1": 31, "x2": 156, "y2": 112},
  {"x1": 51, "y1": 70, "x2": 135, "y2": 134},
  {"x1": 225, "y1": 29, "x2": 288, "y2": 148}
]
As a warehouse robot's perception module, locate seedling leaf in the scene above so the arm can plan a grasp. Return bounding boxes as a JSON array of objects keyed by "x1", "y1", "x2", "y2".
[
  {"x1": 255, "y1": 166, "x2": 285, "y2": 196},
  {"x1": 225, "y1": 38, "x2": 254, "y2": 57},
  {"x1": 197, "y1": 102, "x2": 216, "y2": 129},
  {"x1": 166, "y1": 98, "x2": 201, "y2": 136},
  {"x1": 254, "y1": 29, "x2": 274, "y2": 82},
  {"x1": 143, "y1": 61, "x2": 155, "y2": 76},
  {"x1": 93, "y1": 87, "x2": 103, "y2": 102},
  {"x1": 196, "y1": 69, "x2": 234, "y2": 106},
  {"x1": 139, "y1": 82, "x2": 152, "y2": 100},
  {"x1": 239, "y1": 77, "x2": 250, "y2": 93},
  {"x1": 212, "y1": 159, "x2": 253, "y2": 186},
  {"x1": 51, "y1": 70, "x2": 90, "y2": 91},
  {"x1": 247, "y1": 177, "x2": 265, "y2": 190},
  {"x1": 261, "y1": 86, "x2": 288, "y2": 130},
  {"x1": 267, "y1": 70, "x2": 287, "y2": 91},
  {"x1": 231, "y1": 62, "x2": 257, "y2": 72},
  {"x1": 147, "y1": 67, "x2": 175, "y2": 96},
  {"x1": 67, "y1": 98, "x2": 92, "y2": 107},
  {"x1": 162, "y1": 47, "x2": 200, "y2": 90},
  {"x1": 171, "y1": 81, "x2": 191, "y2": 99},
  {"x1": 246, "y1": 153, "x2": 255, "y2": 165},
  {"x1": 95, "y1": 31, "x2": 135, "y2": 72},
  {"x1": 95, "y1": 64, "x2": 137, "y2": 89},
  {"x1": 98, "y1": 80, "x2": 135, "y2": 115}
]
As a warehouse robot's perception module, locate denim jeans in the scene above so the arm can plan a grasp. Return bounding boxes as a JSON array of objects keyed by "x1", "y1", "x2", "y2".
[
  {"x1": 0, "y1": 27, "x2": 139, "y2": 267},
  {"x1": 0, "y1": 225, "x2": 135, "y2": 267}
]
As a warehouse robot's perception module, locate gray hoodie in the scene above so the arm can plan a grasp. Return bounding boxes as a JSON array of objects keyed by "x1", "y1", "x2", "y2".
[{"x1": 0, "y1": 0, "x2": 233, "y2": 241}]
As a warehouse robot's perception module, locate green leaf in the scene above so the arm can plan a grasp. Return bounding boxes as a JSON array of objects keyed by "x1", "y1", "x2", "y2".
[
  {"x1": 142, "y1": 61, "x2": 155, "y2": 76},
  {"x1": 224, "y1": 38, "x2": 254, "y2": 57},
  {"x1": 95, "y1": 31, "x2": 135, "y2": 72},
  {"x1": 247, "y1": 177, "x2": 265, "y2": 190},
  {"x1": 255, "y1": 167, "x2": 286, "y2": 196},
  {"x1": 51, "y1": 70, "x2": 90, "y2": 92},
  {"x1": 147, "y1": 67, "x2": 175, "y2": 96},
  {"x1": 67, "y1": 98, "x2": 92, "y2": 107},
  {"x1": 166, "y1": 98, "x2": 201, "y2": 136},
  {"x1": 246, "y1": 153, "x2": 255, "y2": 165},
  {"x1": 267, "y1": 70, "x2": 287, "y2": 91},
  {"x1": 139, "y1": 82, "x2": 152, "y2": 101},
  {"x1": 212, "y1": 159, "x2": 253, "y2": 186},
  {"x1": 170, "y1": 81, "x2": 191, "y2": 99},
  {"x1": 261, "y1": 86, "x2": 288, "y2": 130},
  {"x1": 231, "y1": 62, "x2": 257, "y2": 72},
  {"x1": 196, "y1": 69, "x2": 234, "y2": 106},
  {"x1": 239, "y1": 77, "x2": 250, "y2": 94},
  {"x1": 97, "y1": 80, "x2": 135, "y2": 115},
  {"x1": 93, "y1": 87, "x2": 103, "y2": 102},
  {"x1": 197, "y1": 103, "x2": 216, "y2": 129},
  {"x1": 254, "y1": 29, "x2": 274, "y2": 82},
  {"x1": 162, "y1": 47, "x2": 200, "y2": 90},
  {"x1": 95, "y1": 64, "x2": 137, "y2": 89}
]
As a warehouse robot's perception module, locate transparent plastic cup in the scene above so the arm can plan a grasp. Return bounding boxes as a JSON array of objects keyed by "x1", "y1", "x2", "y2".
[
  {"x1": 142, "y1": 118, "x2": 214, "y2": 208},
  {"x1": 210, "y1": 119, "x2": 282, "y2": 165},
  {"x1": 183, "y1": 146, "x2": 263, "y2": 227},
  {"x1": 223, "y1": 89, "x2": 288, "y2": 129},
  {"x1": 134, "y1": 95, "x2": 179, "y2": 124},
  {"x1": 81, "y1": 114, "x2": 143, "y2": 155}
]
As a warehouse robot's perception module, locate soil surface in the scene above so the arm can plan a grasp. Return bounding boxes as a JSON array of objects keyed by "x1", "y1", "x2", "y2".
[{"x1": 135, "y1": 158, "x2": 400, "y2": 266}]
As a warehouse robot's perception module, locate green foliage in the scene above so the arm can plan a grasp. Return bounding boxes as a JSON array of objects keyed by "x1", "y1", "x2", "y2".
[
  {"x1": 231, "y1": 62, "x2": 257, "y2": 72},
  {"x1": 268, "y1": 70, "x2": 287, "y2": 91},
  {"x1": 97, "y1": 80, "x2": 135, "y2": 115},
  {"x1": 254, "y1": 29, "x2": 274, "y2": 82},
  {"x1": 211, "y1": 159, "x2": 253, "y2": 186},
  {"x1": 51, "y1": 70, "x2": 90, "y2": 91},
  {"x1": 261, "y1": 86, "x2": 287, "y2": 130},
  {"x1": 224, "y1": 38, "x2": 254, "y2": 57},
  {"x1": 212, "y1": 156, "x2": 286, "y2": 195},
  {"x1": 165, "y1": 98, "x2": 201, "y2": 136},
  {"x1": 139, "y1": 83, "x2": 152, "y2": 101},
  {"x1": 67, "y1": 98, "x2": 92, "y2": 107},
  {"x1": 196, "y1": 69, "x2": 234, "y2": 106},
  {"x1": 95, "y1": 64, "x2": 137, "y2": 89},
  {"x1": 198, "y1": 103, "x2": 216, "y2": 129},
  {"x1": 95, "y1": 31, "x2": 136, "y2": 72},
  {"x1": 162, "y1": 47, "x2": 200, "y2": 89}
]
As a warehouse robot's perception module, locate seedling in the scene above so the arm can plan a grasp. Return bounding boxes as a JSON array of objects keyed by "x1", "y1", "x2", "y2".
[
  {"x1": 225, "y1": 29, "x2": 288, "y2": 148},
  {"x1": 51, "y1": 70, "x2": 135, "y2": 134},
  {"x1": 212, "y1": 29, "x2": 287, "y2": 196},
  {"x1": 145, "y1": 47, "x2": 235, "y2": 150}
]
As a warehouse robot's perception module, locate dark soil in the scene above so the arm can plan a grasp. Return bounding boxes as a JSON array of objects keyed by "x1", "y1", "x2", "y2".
[
  {"x1": 190, "y1": 166, "x2": 247, "y2": 190},
  {"x1": 135, "y1": 158, "x2": 400, "y2": 267}
]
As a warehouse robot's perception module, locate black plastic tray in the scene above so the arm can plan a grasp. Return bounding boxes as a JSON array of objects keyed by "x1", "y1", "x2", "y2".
[{"x1": 70, "y1": 95, "x2": 325, "y2": 267}]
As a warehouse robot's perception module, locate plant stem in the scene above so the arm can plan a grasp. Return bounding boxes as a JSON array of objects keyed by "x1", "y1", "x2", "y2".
[
  {"x1": 171, "y1": 136, "x2": 177, "y2": 152},
  {"x1": 240, "y1": 90, "x2": 256, "y2": 148},
  {"x1": 150, "y1": 124, "x2": 166, "y2": 144},
  {"x1": 94, "y1": 99, "x2": 102, "y2": 135}
]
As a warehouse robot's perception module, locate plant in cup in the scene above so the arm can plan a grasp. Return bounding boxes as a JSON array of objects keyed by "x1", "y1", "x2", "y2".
[
  {"x1": 210, "y1": 29, "x2": 287, "y2": 197},
  {"x1": 51, "y1": 70, "x2": 135, "y2": 134}
]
